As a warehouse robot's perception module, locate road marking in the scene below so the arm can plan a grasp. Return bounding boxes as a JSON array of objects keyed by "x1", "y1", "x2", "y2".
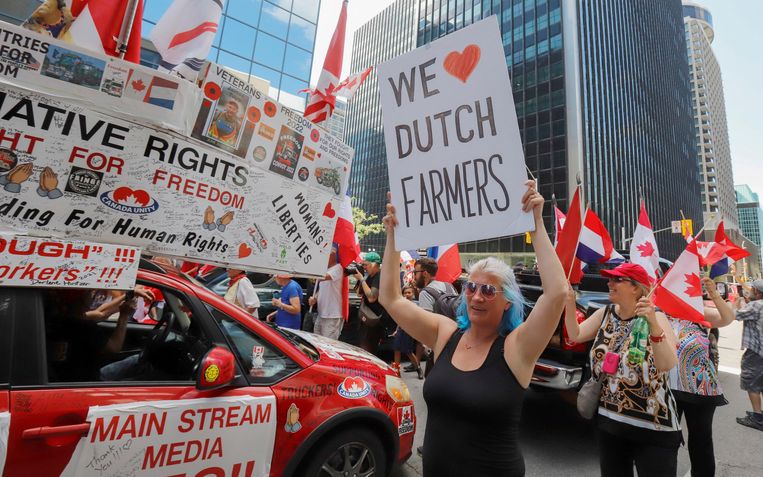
[{"x1": 719, "y1": 365, "x2": 741, "y2": 375}]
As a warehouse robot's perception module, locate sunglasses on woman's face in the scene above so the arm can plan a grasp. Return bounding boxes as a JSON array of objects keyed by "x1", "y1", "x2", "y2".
[
  {"x1": 608, "y1": 276, "x2": 635, "y2": 285},
  {"x1": 465, "y1": 281, "x2": 500, "y2": 300}
]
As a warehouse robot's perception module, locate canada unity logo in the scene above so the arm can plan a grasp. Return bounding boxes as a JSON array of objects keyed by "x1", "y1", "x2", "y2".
[
  {"x1": 100, "y1": 186, "x2": 159, "y2": 214},
  {"x1": 337, "y1": 377, "x2": 371, "y2": 399}
]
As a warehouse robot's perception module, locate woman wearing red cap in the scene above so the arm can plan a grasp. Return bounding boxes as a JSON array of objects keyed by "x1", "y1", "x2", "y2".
[{"x1": 564, "y1": 262, "x2": 680, "y2": 476}]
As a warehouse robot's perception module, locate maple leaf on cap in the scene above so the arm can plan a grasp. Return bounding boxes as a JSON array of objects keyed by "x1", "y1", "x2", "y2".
[
  {"x1": 684, "y1": 273, "x2": 702, "y2": 297},
  {"x1": 636, "y1": 241, "x2": 655, "y2": 258}
]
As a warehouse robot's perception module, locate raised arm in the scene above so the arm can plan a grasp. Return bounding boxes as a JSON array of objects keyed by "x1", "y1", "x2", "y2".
[
  {"x1": 509, "y1": 182, "x2": 568, "y2": 370},
  {"x1": 701, "y1": 277, "x2": 736, "y2": 328},
  {"x1": 378, "y1": 196, "x2": 455, "y2": 350},
  {"x1": 563, "y1": 288, "x2": 607, "y2": 343}
]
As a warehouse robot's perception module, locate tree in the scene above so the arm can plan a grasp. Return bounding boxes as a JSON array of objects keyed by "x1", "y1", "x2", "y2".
[{"x1": 352, "y1": 202, "x2": 384, "y2": 240}]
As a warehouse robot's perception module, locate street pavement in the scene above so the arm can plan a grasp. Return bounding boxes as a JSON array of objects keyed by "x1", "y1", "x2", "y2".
[{"x1": 392, "y1": 320, "x2": 762, "y2": 476}]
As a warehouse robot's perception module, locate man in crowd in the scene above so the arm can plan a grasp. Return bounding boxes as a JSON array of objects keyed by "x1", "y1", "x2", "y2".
[
  {"x1": 408, "y1": 257, "x2": 457, "y2": 373},
  {"x1": 736, "y1": 279, "x2": 763, "y2": 431},
  {"x1": 309, "y1": 248, "x2": 345, "y2": 340},
  {"x1": 355, "y1": 252, "x2": 390, "y2": 355},
  {"x1": 224, "y1": 268, "x2": 260, "y2": 318},
  {"x1": 268, "y1": 273, "x2": 303, "y2": 329}
]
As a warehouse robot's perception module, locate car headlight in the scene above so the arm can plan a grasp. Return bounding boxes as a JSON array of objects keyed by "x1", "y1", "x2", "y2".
[{"x1": 385, "y1": 375, "x2": 412, "y2": 403}]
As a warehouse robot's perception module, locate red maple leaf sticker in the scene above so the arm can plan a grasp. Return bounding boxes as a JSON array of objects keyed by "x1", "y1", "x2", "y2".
[
  {"x1": 684, "y1": 273, "x2": 702, "y2": 297},
  {"x1": 132, "y1": 79, "x2": 145, "y2": 91},
  {"x1": 636, "y1": 241, "x2": 655, "y2": 257}
]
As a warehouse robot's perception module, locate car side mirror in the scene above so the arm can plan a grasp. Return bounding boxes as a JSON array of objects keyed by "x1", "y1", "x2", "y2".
[
  {"x1": 196, "y1": 346, "x2": 236, "y2": 390},
  {"x1": 715, "y1": 282, "x2": 729, "y2": 301}
]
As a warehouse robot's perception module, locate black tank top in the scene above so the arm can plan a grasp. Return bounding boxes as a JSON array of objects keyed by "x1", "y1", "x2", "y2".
[{"x1": 422, "y1": 330, "x2": 526, "y2": 477}]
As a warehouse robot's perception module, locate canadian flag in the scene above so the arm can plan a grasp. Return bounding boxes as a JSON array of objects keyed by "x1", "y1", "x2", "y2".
[
  {"x1": 24, "y1": 0, "x2": 144, "y2": 63},
  {"x1": 629, "y1": 201, "x2": 660, "y2": 281},
  {"x1": 694, "y1": 240, "x2": 727, "y2": 267},
  {"x1": 150, "y1": 0, "x2": 224, "y2": 78},
  {"x1": 654, "y1": 241, "x2": 708, "y2": 326},
  {"x1": 332, "y1": 193, "x2": 360, "y2": 321},
  {"x1": 555, "y1": 187, "x2": 584, "y2": 284},
  {"x1": 710, "y1": 220, "x2": 750, "y2": 278},
  {"x1": 427, "y1": 244, "x2": 462, "y2": 284}
]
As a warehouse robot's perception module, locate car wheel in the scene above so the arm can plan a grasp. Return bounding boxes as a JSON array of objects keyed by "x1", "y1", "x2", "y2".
[{"x1": 301, "y1": 427, "x2": 387, "y2": 477}]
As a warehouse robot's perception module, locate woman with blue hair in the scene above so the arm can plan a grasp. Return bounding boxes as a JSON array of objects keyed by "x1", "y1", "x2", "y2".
[{"x1": 379, "y1": 180, "x2": 568, "y2": 477}]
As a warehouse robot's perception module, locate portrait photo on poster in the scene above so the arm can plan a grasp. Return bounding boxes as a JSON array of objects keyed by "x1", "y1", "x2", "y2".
[{"x1": 377, "y1": 16, "x2": 534, "y2": 251}]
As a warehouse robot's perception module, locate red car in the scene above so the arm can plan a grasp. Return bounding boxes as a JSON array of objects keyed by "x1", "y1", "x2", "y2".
[{"x1": 0, "y1": 268, "x2": 414, "y2": 477}]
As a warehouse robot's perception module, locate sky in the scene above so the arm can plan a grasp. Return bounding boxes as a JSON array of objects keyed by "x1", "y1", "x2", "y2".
[{"x1": 311, "y1": 0, "x2": 763, "y2": 198}]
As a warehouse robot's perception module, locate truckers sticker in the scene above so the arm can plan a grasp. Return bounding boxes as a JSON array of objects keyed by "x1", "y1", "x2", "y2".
[
  {"x1": 0, "y1": 234, "x2": 140, "y2": 289},
  {"x1": 397, "y1": 405, "x2": 414, "y2": 435},
  {"x1": 269, "y1": 126, "x2": 304, "y2": 179},
  {"x1": 65, "y1": 166, "x2": 103, "y2": 197},
  {"x1": 284, "y1": 403, "x2": 302, "y2": 433},
  {"x1": 337, "y1": 377, "x2": 372, "y2": 399},
  {"x1": 59, "y1": 396, "x2": 276, "y2": 477}
]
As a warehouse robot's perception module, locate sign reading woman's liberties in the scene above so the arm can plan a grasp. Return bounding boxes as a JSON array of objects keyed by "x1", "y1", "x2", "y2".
[{"x1": 377, "y1": 16, "x2": 533, "y2": 251}]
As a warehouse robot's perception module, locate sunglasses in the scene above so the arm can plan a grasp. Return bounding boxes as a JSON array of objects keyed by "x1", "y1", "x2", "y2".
[
  {"x1": 608, "y1": 276, "x2": 636, "y2": 285},
  {"x1": 465, "y1": 281, "x2": 501, "y2": 300}
]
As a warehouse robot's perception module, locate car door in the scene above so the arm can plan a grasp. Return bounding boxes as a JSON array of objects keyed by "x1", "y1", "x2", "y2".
[{"x1": 3, "y1": 279, "x2": 279, "y2": 477}]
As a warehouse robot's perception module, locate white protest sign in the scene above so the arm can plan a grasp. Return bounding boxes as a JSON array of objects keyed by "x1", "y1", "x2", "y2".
[
  {"x1": 0, "y1": 21, "x2": 201, "y2": 133},
  {"x1": 61, "y1": 396, "x2": 276, "y2": 477},
  {"x1": 0, "y1": 411, "x2": 8, "y2": 477},
  {"x1": 0, "y1": 82, "x2": 350, "y2": 277},
  {"x1": 377, "y1": 16, "x2": 533, "y2": 251},
  {"x1": 0, "y1": 234, "x2": 139, "y2": 288}
]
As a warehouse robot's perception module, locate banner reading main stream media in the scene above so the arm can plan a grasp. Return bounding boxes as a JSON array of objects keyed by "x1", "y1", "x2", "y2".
[
  {"x1": 60, "y1": 396, "x2": 276, "y2": 477},
  {"x1": 0, "y1": 83, "x2": 352, "y2": 277},
  {"x1": 377, "y1": 16, "x2": 533, "y2": 251}
]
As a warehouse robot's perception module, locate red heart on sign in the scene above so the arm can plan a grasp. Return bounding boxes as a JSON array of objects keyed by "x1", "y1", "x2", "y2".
[
  {"x1": 238, "y1": 243, "x2": 252, "y2": 258},
  {"x1": 443, "y1": 44, "x2": 481, "y2": 83},
  {"x1": 343, "y1": 376, "x2": 365, "y2": 392},
  {"x1": 323, "y1": 202, "x2": 336, "y2": 219}
]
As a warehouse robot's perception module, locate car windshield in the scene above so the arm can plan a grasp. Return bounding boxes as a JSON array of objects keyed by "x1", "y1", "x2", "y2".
[{"x1": 271, "y1": 324, "x2": 319, "y2": 361}]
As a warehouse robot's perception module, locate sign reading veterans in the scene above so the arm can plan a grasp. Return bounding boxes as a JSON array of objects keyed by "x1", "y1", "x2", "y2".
[
  {"x1": 377, "y1": 16, "x2": 533, "y2": 250},
  {"x1": 60, "y1": 396, "x2": 276, "y2": 477},
  {"x1": 0, "y1": 21, "x2": 200, "y2": 133},
  {"x1": 0, "y1": 234, "x2": 140, "y2": 289},
  {"x1": 0, "y1": 81, "x2": 352, "y2": 277}
]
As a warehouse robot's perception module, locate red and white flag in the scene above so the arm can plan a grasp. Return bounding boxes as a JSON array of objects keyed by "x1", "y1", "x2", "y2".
[
  {"x1": 553, "y1": 206, "x2": 566, "y2": 247},
  {"x1": 149, "y1": 0, "x2": 224, "y2": 78},
  {"x1": 555, "y1": 187, "x2": 584, "y2": 284},
  {"x1": 654, "y1": 241, "x2": 707, "y2": 326},
  {"x1": 333, "y1": 66, "x2": 373, "y2": 99},
  {"x1": 332, "y1": 193, "x2": 360, "y2": 321},
  {"x1": 24, "y1": 0, "x2": 144, "y2": 63},
  {"x1": 303, "y1": 0, "x2": 348, "y2": 124},
  {"x1": 427, "y1": 244, "x2": 462, "y2": 284},
  {"x1": 694, "y1": 240, "x2": 727, "y2": 267},
  {"x1": 715, "y1": 221, "x2": 750, "y2": 261},
  {"x1": 629, "y1": 201, "x2": 660, "y2": 281}
]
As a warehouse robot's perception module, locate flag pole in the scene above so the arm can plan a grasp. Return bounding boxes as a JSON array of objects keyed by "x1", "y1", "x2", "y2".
[{"x1": 115, "y1": 0, "x2": 141, "y2": 59}]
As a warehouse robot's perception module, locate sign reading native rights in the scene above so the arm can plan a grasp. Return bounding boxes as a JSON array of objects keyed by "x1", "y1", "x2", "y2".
[
  {"x1": 377, "y1": 16, "x2": 533, "y2": 251},
  {"x1": 0, "y1": 234, "x2": 139, "y2": 289}
]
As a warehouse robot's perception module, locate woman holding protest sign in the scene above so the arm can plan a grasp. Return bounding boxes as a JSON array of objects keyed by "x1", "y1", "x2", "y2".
[
  {"x1": 379, "y1": 180, "x2": 567, "y2": 476},
  {"x1": 563, "y1": 263, "x2": 680, "y2": 476}
]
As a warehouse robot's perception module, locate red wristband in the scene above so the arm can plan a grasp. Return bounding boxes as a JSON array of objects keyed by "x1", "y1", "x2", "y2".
[{"x1": 649, "y1": 332, "x2": 666, "y2": 343}]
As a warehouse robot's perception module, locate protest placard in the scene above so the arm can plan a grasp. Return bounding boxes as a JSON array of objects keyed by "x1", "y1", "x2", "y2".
[
  {"x1": 0, "y1": 82, "x2": 351, "y2": 277},
  {"x1": 0, "y1": 234, "x2": 139, "y2": 289},
  {"x1": 60, "y1": 396, "x2": 276, "y2": 477},
  {"x1": 0, "y1": 21, "x2": 200, "y2": 133},
  {"x1": 377, "y1": 16, "x2": 533, "y2": 251}
]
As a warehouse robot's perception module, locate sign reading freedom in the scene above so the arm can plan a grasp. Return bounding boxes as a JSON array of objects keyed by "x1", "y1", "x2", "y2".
[{"x1": 377, "y1": 16, "x2": 533, "y2": 251}]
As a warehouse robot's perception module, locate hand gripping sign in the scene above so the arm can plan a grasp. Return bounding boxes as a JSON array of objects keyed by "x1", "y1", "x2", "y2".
[{"x1": 377, "y1": 16, "x2": 533, "y2": 251}]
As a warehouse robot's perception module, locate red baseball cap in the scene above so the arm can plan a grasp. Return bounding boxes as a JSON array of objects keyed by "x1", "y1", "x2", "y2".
[{"x1": 600, "y1": 263, "x2": 653, "y2": 288}]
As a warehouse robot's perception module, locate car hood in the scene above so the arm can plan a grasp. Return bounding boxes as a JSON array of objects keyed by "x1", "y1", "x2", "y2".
[{"x1": 286, "y1": 329, "x2": 395, "y2": 375}]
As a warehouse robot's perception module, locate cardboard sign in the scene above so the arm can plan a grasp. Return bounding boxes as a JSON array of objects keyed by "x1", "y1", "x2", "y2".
[
  {"x1": 60, "y1": 396, "x2": 276, "y2": 477},
  {"x1": 0, "y1": 83, "x2": 348, "y2": 277},
  {"x1": 0, "y1": 234, "x2": 139, "y2": 288},
  {"x1": 193, "y1": 63, "x2": 352, "y2": 198},
  {"x1": 0, "y1": 21, "x2": 200, "y2": 133},
  {"x1": 377, "y1": 16, "x2": 533, "y2": 251}
]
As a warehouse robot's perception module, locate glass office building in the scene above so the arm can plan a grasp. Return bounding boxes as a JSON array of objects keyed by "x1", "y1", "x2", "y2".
[
  {"x1": 143, "y1": 0, "x2": 319, "y2": 110},
  {"x1": 346, "y1": 0, "x2": 700, "y2": 259},
  {"x1": 736, "y1": 185, "x2": 763, "y2": 274}
]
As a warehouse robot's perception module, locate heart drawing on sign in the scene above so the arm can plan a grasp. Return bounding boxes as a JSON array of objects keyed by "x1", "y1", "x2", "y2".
[
  {"x1": 323, "y1": 202, "x2": 336, "y2": 219},
  {"x1": 343, "y1": 377, "x2": 366, "y2": 393},
  {"x1": 443, "y1": 44, "x2": 481, "y2": 83},
  {"x1": 238, "y1": 243, "x2": 252, "y2": 258}
]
